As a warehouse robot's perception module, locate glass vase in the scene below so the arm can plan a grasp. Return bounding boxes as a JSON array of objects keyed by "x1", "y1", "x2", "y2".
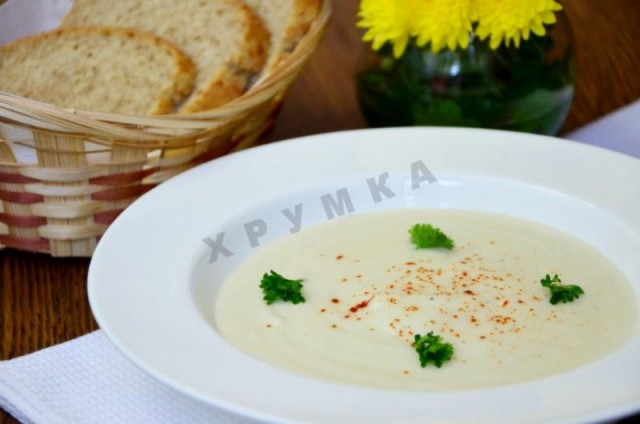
[{"x1": 356, "y1": 14, "x2": 575, "y2": 135}]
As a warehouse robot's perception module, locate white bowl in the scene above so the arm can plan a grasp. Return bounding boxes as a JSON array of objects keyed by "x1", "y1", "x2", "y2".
[{"x1": 88, "y1": 128, "x2": 640, "y2": 424}]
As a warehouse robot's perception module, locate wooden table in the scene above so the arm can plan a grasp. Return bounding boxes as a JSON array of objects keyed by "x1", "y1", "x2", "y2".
[{"x1": 1, "y1": 1, "x2": 639, "y2": 422}]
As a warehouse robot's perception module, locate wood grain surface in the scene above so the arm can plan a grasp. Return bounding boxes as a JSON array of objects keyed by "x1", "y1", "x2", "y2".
[{"x1": 2, "y1": 0, "x2": 640, "y2": 422}]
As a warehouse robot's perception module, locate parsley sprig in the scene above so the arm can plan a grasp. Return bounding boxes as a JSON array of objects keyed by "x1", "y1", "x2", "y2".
[
  {"x1": 260, "y1": 270, "x2": 306, "y2": 305},
  {"x1": 409, "y1": 223, "x2": 455, "y2": 250},
  {"x1": 540, "y1": 274, "x2": 584, "y2": 305},
  {"x1": 413, "y1": 331, "x2": 454, "y2": 368}
]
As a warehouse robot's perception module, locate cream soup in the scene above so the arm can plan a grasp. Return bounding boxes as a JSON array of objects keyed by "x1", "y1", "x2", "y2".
[{"x1": 214, "y1": 210, "x2": 638, "y2": 390}]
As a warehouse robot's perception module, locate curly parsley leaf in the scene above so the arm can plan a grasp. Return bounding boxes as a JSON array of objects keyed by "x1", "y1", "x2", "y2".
[
  {"x1": 409, "y1": 223, "x2": 455, "y2": 250},
  {"x1": 540, "y1": 274, "x2": 584, "y2": 305},
  {"x1": 413, "y1": 331, "x2": 454, "y2": 368},
  {"x1": 260, "y1": 270, "x2": 306, "y2": 305}
]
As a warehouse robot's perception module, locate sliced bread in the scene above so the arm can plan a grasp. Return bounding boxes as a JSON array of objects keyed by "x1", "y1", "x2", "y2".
[
  {"x1": 244, "y1": 0, "x2": 322, "y2": 74},
  {"x1": 62, "y1": 0, "x2": 270, "y2": 113},
  {"x1": 0, "y1": 26, "x2": 196, "y2": 114}
]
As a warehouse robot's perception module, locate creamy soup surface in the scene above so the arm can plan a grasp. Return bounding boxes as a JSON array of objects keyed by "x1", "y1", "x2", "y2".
[{"x1": 214, "y1": 210, "x2": 639, "y2": 390}]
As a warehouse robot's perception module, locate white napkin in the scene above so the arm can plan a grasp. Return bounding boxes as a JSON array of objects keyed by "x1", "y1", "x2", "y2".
[
  {"x1": 0, "y1": 0, "x2": 72, "y2": 46},
  {"x1": 0, "y1": 332, "x2": 264, "y2": 424},
  {"x1": 1, "y1": 100, "x2": 639, "y2": 424},
  {"x1": 565, "y1": 99, "x2": 640, "y2": 158}
]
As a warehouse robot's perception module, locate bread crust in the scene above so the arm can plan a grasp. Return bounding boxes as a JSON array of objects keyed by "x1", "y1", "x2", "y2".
[
  {"x1": 0, "y1": 26, "x2": 196, "y2": 114},
  {"x1": 249, "y1": 0, "x2": 322, "y2": 74},
  {"x1": 285, "y1": 0, "x2": 323, "y2": 53},
  {"x1": 180, "y1": 0, "x2": 270, "y2": 113}
]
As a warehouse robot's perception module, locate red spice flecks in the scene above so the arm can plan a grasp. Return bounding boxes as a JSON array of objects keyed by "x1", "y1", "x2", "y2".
[
  {"x1": 349, "y1": 296, "x2": 374, "y2": 313},
  {"x1": 490, "y1": 315, "x2": 514, "y2": 325},
  {"x1": 331, "y1": 298, "x2": 340, "y2": 304},
  {"x1": 464, "y1": 290, "x2": 475, "y2": 295},
  {"x1": 336, "y1": 255, "x2": 344, "y2": 260},
  {"x1": 405, "y1": 261, "x2": 416, "y2": 265},
  {"x1": 502, "y1": 300, "x2": 509, "y2": 307}
]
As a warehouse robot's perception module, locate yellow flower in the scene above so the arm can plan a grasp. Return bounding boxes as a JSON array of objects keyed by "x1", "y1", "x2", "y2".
[
  {"x1": 413, "y1": 0, "x2": 473, "y2": 53},
  {"x1": 358, "y1": 0, "x2": 563, "y2": 56},
  {"x1": 357, "y1": 0, "x2": 418, "y2": 58},
  {"x1": 473, "y1": 0, "x2": 563, "y2": 49}
]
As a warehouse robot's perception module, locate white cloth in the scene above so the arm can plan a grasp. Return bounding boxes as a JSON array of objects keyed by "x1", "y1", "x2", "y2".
[
  {"x1": 1, "y1": 100, "x2": 639, "y2": 424},
  {"x1": 0, "y1": 332, "x2": 263, "y2": 424},
  {"x1": 0, "y1": 0, "x2": 72, "y2": 46},
  {"x1": 565, "y1": 99, "x2": 640, "y2": 158}
]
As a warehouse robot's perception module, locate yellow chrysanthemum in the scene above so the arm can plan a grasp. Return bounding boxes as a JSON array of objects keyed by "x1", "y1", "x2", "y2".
[
  {"x1": 357, "y1": 0, "x2": 418, "y2": 58},
  {"x1": 413, "y1": 0, "x2": 473, "y2": 53},
  {"x1": 473, "y1": 0, "x2": 563, "y2": 49}
]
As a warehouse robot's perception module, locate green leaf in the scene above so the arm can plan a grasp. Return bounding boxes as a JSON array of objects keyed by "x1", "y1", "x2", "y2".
[
  {"x1": 409, "y1": 223, "x2": 454, "y2": 250},
  {"x1": 540, "y1": 274, "x2": 561, "y2": 288},
  {"x1": 259, "y1": 270, "x2": 306, "y2": 305},
  {"x1": 414, "y1": 332, "x2": 454, "y2": 368},
  {"x1": 540, "y1": 274, "x2": 584, "y2": 305},
  {"x1": 412, "y1": 99, "x2": 479, "y2": 127}
]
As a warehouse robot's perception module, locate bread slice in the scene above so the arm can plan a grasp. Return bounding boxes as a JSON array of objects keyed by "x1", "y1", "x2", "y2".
[
  {"x1": 244, "y1": 0, "x2": 321, "y2": 74},
  {"x1": 0, "y1": 27, "x2": 196, "y2": 114},
  {"x1": 62, "y1": 0, "x2": 270, "y2": 113}
]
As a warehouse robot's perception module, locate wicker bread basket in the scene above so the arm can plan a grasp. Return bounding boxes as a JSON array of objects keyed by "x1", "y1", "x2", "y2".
[{"x1": 0, "y1": 1, "x2": 330, "y2": 257}]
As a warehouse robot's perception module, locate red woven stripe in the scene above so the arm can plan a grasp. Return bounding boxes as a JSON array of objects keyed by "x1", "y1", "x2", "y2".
[
  {"x1": 0, "y1": 234, "x2": 50, "y2": 251},
  {"x1": 268, "y1": 102, "x2": 283, "y2": 119},
  {"x1": 0, "y1": 189, "x2": 44, "y2": 204},
  {"x1": 89, "y1": 168, "x2": 157, "y2": 185},
  {"x1": 257, "y1": 120, "x2": 276, "y2": 142},
  {"x1": 93, "y1": 209, "x2": 124, "y2": 225},
  {"x1": 0, "y1": 171, "x2": 39, "y2": 184},
  {"x1": 191, "y1": 137, "x2": 242, "y2": 165},
  {"x1": 91, "y1": 184, "x2": 155, "y2": 201},
  {"x1": 0, "y1": 213, "x2": 47, "y2": 228}
]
